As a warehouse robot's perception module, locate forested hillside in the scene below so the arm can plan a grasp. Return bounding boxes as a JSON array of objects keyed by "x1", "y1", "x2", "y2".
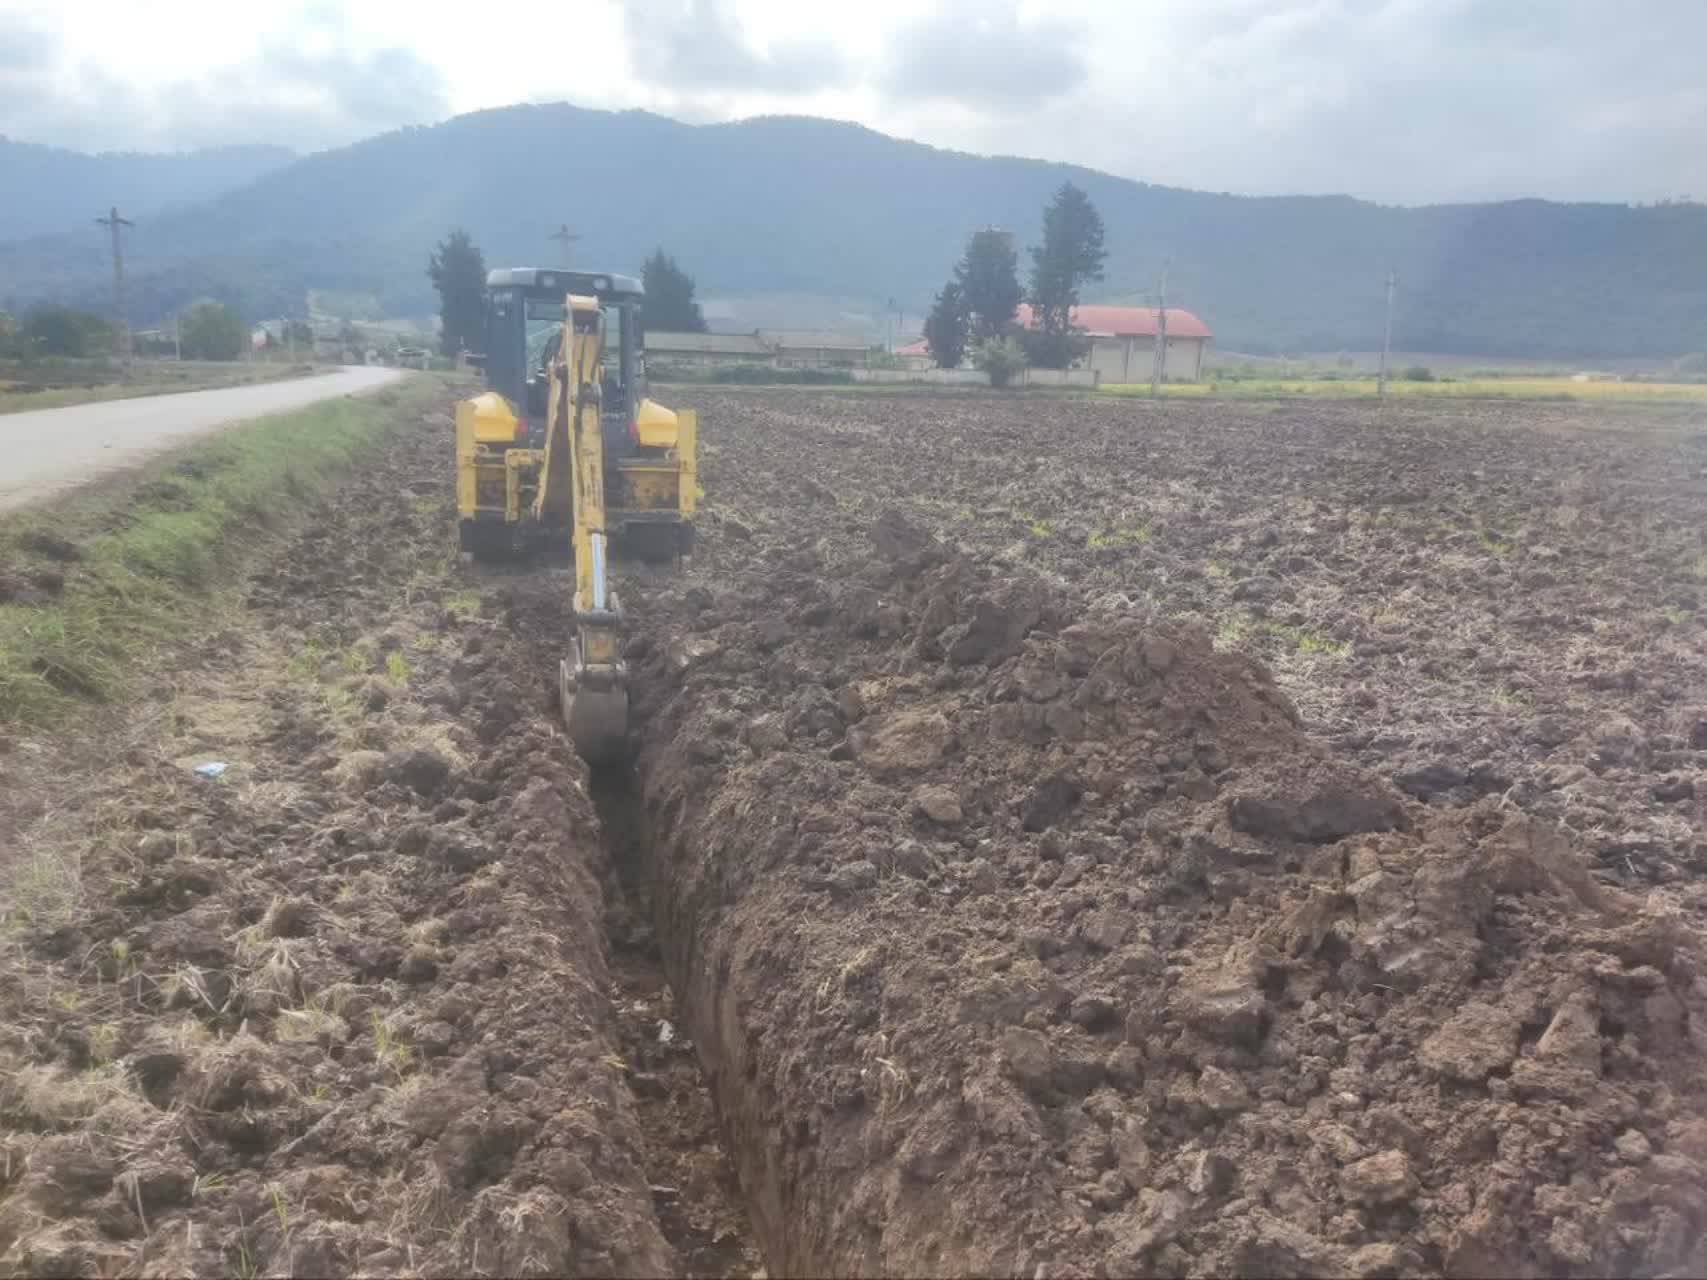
[
  {"x1": 3, "y1": 105, "x2": 1703, "y2": 357},
  {"x1": 0, "y1": 137, "x2": 295, "y2": 241}
]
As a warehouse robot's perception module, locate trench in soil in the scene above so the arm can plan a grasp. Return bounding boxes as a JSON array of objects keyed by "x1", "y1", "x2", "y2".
[{"x1": 589, "y1": 764, "x2": 764, "y2": 1279}]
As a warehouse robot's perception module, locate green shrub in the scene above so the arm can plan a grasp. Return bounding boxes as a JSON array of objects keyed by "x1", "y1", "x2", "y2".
[
  {"x1": 23, "y1": 307, "x2": 113, "y2": 358},
  {"x1": 179, "y1": 301, "x2": 247, "y2": 361},
  {"x1": 1402, "y1": 365, "x2": 1435, "y2": 382},
  {"x1": 973, "y1": 338, "x2": 1027, "y2": 389}
]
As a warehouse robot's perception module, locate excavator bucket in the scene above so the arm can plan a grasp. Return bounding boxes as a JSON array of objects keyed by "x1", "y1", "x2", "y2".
[{"x1": 560, "y1": 646, "x2": 629, "y2": 764}]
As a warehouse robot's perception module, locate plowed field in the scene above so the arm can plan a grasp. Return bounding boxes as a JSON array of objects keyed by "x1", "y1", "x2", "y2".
[{"x1": 5, "y1": 384, "x2": 1706, "y2": 1278}]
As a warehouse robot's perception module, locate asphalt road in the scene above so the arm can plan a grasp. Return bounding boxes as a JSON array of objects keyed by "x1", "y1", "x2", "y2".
[{"x1": 0, "y1": 365, "x2": 407, "y2": 513}]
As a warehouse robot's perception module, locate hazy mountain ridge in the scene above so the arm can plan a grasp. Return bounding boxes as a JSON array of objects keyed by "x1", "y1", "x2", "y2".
[
  {"x1": 2, "y1": 105, "x2": 1702, "y2": 358},
  {"x1": 0, "y1": 137, "x2": 297, "y2": 241}
]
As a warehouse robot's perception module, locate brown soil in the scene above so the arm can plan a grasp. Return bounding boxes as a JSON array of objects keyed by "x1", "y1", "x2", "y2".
[
  {"x1": 7, "y1": 383, "x2": 1707, "y2": 1279},
  {"x1": 606, "y1": 389, "x2": 1707, "y2": 1277},
  {"x1": 0, "y1": 388, "x2": 755, "y2": 1277}
]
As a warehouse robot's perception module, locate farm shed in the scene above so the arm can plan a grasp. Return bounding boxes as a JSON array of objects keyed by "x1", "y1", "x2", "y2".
[
  {"x1": 1016, "y1": 304, "x2": 1213, "y2": 383},
  {"x1": 647, "y1": 331, "x2": 776, "y2": 368},
  {"x1": 760, "y1": 330, "x2": 872, "y2": 369}
]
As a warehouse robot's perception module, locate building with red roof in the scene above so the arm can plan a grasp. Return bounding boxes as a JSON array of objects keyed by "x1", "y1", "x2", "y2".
[
  {"x1": 1015, "y1": 304, "x2": 1212, "y2": 383},
  {"x1": 898, "y1": 304, "x2": 1213, "y2": 382}
]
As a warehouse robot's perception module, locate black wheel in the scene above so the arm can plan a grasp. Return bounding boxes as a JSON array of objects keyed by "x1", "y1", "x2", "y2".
[
  {"x1": 459, "y1": 519, "x2": 514, "y2": 562},
  {"x1": 620, "y1": 523, "x2": 682, "y2": 565}
]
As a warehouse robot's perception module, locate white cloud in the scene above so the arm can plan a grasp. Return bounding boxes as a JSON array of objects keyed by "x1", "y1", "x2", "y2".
[
  {"x1": 878, "y1": 1, "x2": 1087, "y2": 109},
  {"x1": 0, "y1": 2, "x2": 449, "y2": 152},
  {"x1": 1, "y1": 0, "x2": 1702, "y2": 203}
]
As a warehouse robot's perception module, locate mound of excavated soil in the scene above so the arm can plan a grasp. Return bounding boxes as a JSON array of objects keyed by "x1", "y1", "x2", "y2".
[{"x1": 623, "y1": 507, "x2": 1707, "y2": 1277}]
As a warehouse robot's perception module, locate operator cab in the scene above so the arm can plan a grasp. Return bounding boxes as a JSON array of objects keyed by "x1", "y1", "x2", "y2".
[{"x1": 482, "y1": 267, "x2": 645, "y2": 459}]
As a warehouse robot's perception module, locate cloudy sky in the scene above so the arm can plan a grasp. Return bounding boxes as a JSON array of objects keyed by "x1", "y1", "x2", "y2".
[{"x1": 2, "y1": 0, "x2": 1703, "y2": 205}]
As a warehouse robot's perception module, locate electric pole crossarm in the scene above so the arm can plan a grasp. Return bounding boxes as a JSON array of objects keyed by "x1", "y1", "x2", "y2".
[
  {"x1": 95, "y1": 206, "x2": 136, "y2": 367},
  {"x1": 549, "y1": 224, "x2": 581, "y2": 267}
]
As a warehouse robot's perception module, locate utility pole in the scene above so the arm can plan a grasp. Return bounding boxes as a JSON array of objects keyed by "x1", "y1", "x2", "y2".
[
  {"x1": 549, "y1": 224, "x2": 581, "y2": 267},
  {"x1": 1150, "y1": 258, "x2": 1171, "y2": 399},
  {"x1": 96, "y1": 205, "x2": 134, "y2": 367},
  {"x1": 1378, "y1": 270, "x2": 1396, "y2": 398}
]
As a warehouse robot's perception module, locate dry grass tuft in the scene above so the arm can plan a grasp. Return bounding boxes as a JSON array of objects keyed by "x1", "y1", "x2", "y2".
[
  {"x1": 0, "y1": 844, "x2": 84, "y2": 932},
  {"x1": 0, "y1": 1063, "x2": 134, "y2": 1129}
]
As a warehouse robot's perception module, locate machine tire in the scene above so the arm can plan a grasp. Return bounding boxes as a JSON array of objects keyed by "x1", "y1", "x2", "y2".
[
  {"x1": 459, "y1": 519, "x2": 513, "y2": 563},
  {"x1": 620, "y1": 523, "x2": 682, "y2": 565}
]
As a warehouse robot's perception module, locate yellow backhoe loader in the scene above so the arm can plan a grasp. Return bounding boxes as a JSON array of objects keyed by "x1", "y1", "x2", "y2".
[{"x1": 454, "y1": 268, "x2": 697, "y2": 761}]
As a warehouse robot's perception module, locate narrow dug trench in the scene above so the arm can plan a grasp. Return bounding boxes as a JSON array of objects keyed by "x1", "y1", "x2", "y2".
[
  {"x1": 515, "y1": 389, "x2": 1707, "y2": 1276},
  {"x1": 0, "y1": 389, "x2": 766, "y2": 1278},
  {"x1": 469, "y1": 568, "x2": 766, "y2": 1278},
  {"x1": 588, "y1": 767, "x2": 763, "y2": 1279}
]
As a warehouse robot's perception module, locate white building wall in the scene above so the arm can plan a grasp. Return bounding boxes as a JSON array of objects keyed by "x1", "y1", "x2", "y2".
[{"x1": 1087, "y1": 335, "x2": 1207, "y2": 383}]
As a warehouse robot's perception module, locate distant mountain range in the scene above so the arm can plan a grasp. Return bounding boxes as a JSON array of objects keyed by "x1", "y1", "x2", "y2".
[
  {"x1": 0, "y1": 137, "x2": 296, "y2": 241},
  {"x1": 2, "y1": 105, "x2": 1703, "y2": 358}
]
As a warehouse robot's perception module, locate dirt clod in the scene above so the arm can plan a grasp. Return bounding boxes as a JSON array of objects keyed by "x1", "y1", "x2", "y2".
[
  {"x1": 1227, "y1": 759, "x2": 1407, "y2": 842},
  {"x1": 383, "y1": 746, "x2": 452, "y2": 797},
  {"x1": 850, "y1": 707, "x2": 951, "y2": 775},
  {"x1": 1419, "y1": 1001, "x2": 1520, "y2": 1080},
  {"x1": 615, "y1": 388, "x2": 1707, "y2": 1279},
  {"x1": 1340, "y1": 1150, "x2": 1417, "y2": 1207},
  {"x1": 1000, "y1": 1027, "x2": 1055, "y2": 1094},
  {"x1": 0, "y1": 389, "x2": 746, "y2": 1278},
  {"x1": 18, "y1": 530, "x2": 83, "y2": 561},
  {"x1": 912, "y1": 784, "x2": 962, "y2": 824},
  {"x1": 14, "y1": 384, "x2": 1707, "y2": 1280}
]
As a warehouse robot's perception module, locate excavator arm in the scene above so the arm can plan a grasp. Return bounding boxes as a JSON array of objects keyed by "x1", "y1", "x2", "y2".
[{"x1": 544, "y1": 295, "x2": 628, "y2": 762}]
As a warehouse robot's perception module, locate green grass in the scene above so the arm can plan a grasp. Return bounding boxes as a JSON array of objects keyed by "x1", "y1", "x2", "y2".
[
  {"x1": 1099, "y1": 376, "x2": 1707, "y2": 403},
  {"x1": 1291, "y1": 629, "x2": 1352, "y2": 658},
  {"x1": 1477, "y1": 528, "x2": 1516, "y2": 556},
  {"x1": 0, "y1": 358, "x2": 318, "y2": 415},
  {"x1": 1491, "y1": 685, "x2": 1534, "y2": 710},
  {"x1": 1213, "y1": 611, "x2": 1350, "y2": 659},
  {"x1": 1087, "y1": 523, "x2": 1152, "y2": 549},
  {"x1": 443, "y1": 589, "x2": 481, "y2": 620},
  {"x1": 0, "y1": 379, "x2": 428, "y2": 727},
  {"x1": 370, "y1": 1011, "x2": 413, "y2": 1079}
]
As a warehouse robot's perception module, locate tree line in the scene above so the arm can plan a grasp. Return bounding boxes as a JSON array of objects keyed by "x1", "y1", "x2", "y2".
[
  {"x1": 0, "y1": 300, "x2": 249, "y2": 360},
  {"x1": 924, "y1": 182, "x2": 1107, "y2": 380},
  {"x1": 428, "y1": 232, "x2": 708, "y2": 357},
  {"x1": 426, "y1": 189, "x2": 1101, "y2": 381}
]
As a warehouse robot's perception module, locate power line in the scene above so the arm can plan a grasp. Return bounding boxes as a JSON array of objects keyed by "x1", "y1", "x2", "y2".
[{"x1": 96, "y1": 205, "x2": 134, "y2": 365}]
